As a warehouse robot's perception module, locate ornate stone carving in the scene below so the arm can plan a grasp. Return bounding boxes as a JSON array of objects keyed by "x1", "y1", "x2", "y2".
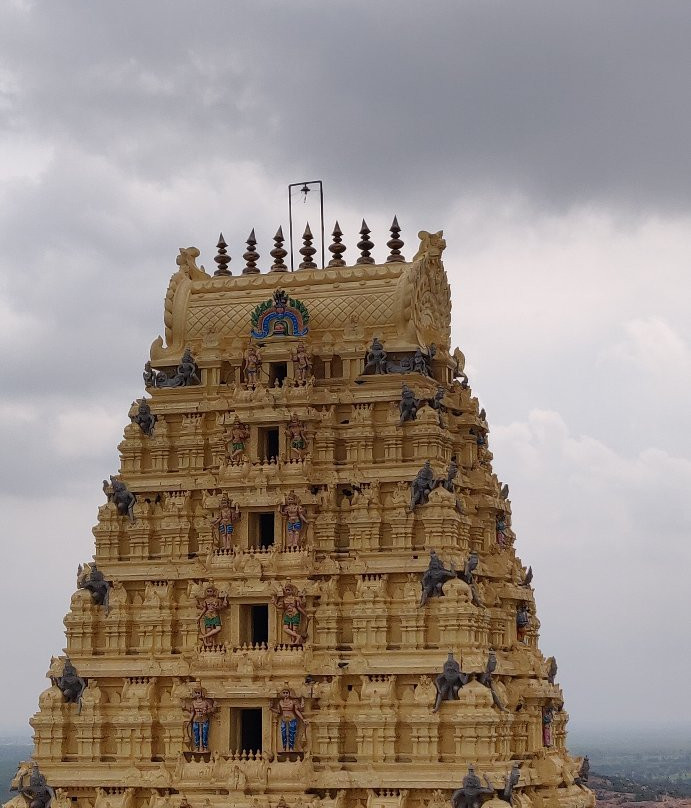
[
  {"x1": 224, "y1": 417, "x2": 250, "y2": 463},
  {"x1": 450, "y1": 766, "x2": 494, "y2": 808},
  {"x1": 273, "y1": 582, "x2": 309, "y2": 645},
  {"x1": 130, "y1": 399, "x2": 157, "y2": 436},
  {"x1": 516, "y1": 602, "x2": 530, "y2": 642},
  {"x1": 209, "y1": 495, "x2": 241, "y2": 550},
  {"x1": 8, "y1": 763, "x2": 54, "y2": 808},
  {"x1": 433, "y1": 653, "x2": 470, "y2": 712},
  {"x1": 243, "y1": 344, "x2": 262, "y2": 388},
  {"x1": 182, "y1": 685, "x2": 217, "y2": 752},
  {"x1": 270, "y1": 685, "x2": 307, "y2": 753},
  {"x1": 53, "y1": 658, "x2": 86, "y2": 706},
  {"x1": 287, "y1": 413, "x2": 308, "y2": 460},
  {"x1": 76, "y1": 562, "x2": 111, "y2": 608},
  {"x1": 195, "y1": 584, "x2": 229, "y2": 646},
  {"x1": 104, "y1": 476, "x2": 136, "y2": 522},
  {"x1": 419, "y1": 550, "x2": 457, "y2": 606},
  {"x1": 250, "y1": 289, "x2": 309, "y2": 338},
  {"x1": 280, "y1": 491, "x2": 308, "y2": 549},
  {"x1": 291, "y1": 341, "x2": 313, "y2": 385},
  {"x1": 399, "y1": 384, "x2": 420, "y2": 424},
  {"x1": 145, "y1": 348, "x2": 200, "y2": 388},
  {"x1": 410, "y1": 461, "x2": 436, "y2": 509}
]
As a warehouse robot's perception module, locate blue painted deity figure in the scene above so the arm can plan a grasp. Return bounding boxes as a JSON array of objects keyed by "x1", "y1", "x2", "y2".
[
  {"x1": 210, "y1": 495, "x2": 241, "y2": 550},
  {"x1": 271, "y1": 686, "x2": 307, "y2": 752},
  {"x1": 280, "y1": 491, "x2": 309, "y2": 549},
  {"x1": 183, "y1": 686, "x2": 217, "y2": 752}
]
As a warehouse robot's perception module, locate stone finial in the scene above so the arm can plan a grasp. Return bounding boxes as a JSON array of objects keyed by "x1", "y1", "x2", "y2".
[
  {"x1": 327, "y1": 221, "x2": 346, "y2": 267},
  {"x1": 270, "y1": 226, "x2": 288, "y2": 272},
  {"x1": 386, "y1": 215, "x2": 405, "y2": 262},
  {"x1": 213, "y1": 233, "x2": 232, "y2": 276},
  {"x1": 242, "y1": 228, "x2": 260, "y2": 275},
  {"x1": 356, "y1": 219, "x2": 375, "y2": 264},
  {"x1": 298, "y1": 222, "x2": 317, "y2": 269}
]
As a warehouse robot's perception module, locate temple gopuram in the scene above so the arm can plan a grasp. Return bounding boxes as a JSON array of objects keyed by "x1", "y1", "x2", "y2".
[{"x1": 5, "y1": 220, "x2": 595, "y2": 808}]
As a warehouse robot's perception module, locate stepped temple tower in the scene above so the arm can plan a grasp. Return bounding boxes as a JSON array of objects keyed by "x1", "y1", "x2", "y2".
[{"x1": 6, "y1": 221, "x2": 594, "y2": 808}]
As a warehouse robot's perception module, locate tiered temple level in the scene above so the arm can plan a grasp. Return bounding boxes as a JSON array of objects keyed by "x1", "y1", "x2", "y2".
[{"x1": 6, "y1": 226, "x2": 594, "y2": 808}]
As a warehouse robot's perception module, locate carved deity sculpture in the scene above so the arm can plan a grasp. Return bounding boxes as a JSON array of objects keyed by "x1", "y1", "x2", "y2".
[
  {"x1": 452, "y1": 347, "x2": 469, "y2": 388},
  {"x1": 243, "y1": 344, "x2": 262, "y2": 388},
  {"x1": 499, "y1": 766, "x2": 521, "y2": 805},
  {"x1": 291, "y1": 341, "x2": 313, "y2": 385},
  {"x1": 399, "y1": 384, "x2": 420, "y2": 425},
  {"x1": 410, "y1": 460, "x2": 436, "y2": 510},
  {"x1": 412, "y1": 345, "x2": 435, "y2": 376},
  {"x1": 575, "y1": 757, "x2": 590, "y2": 786},
  {"x1": 10, "y1": 764, "x2": 54, "y2": 808},
  {"x1": 439, "y1": 460, "x2": 458, "y2": 493},
  {"x1": 433, "y1": 653, "x2": 470, "y2": 712},
  {"x1": 458, "y1": 552, "x2": 482, "y2": 607},
  {"x1": 77, "y1": 563, "x2": 111, "y2": 608},
  {"x1": 516, "y1": 603, "x2": 530, "y2": 642},
  {"x1": 183, "y1": 685, "x2": 217, "y2": 752},
  {"x1": 130, "y1": 399, "x2": 157, "y2": 437},
  {"x1": 476, "y1": 650, "x2": 507, "y2": 711},
  {"x1": 273, "y1": 582, "x2": 309, "y2": 645},
  {"x1": 420, "y1": 550, "x2": 457, "y2": 606},
  {"x1": 280, "y1": 491, "x2": 308, "y2": 549},
  {"x1": 54, "y1": 659, "x2": 86, "y2": 705},
  {"x1": 496, "y1": 513, "x2": 507, "y2": 548},
  {"x1": 270, "y1": 685, "x2": 307, "y2": 752},
  {"x1": 546, "y1": 656, "x2": 558, "y2": 685},
  {"x1": 287, "y1": 413, "x2": 307, "y2": 460},
  {"x1": 450, "y1": 766, "x2": 495, "y2": 808},
  {"x1": 148, "y1": 348, "x2": 200, "y2": 389},
  {"x1": 225, "y1": 417, "x2": 250, "y2": 463},
  {"x1": 364, "y1": 337, "x2": 387, "y2": 374},
  {"x1": 105, "y1": 476, "x2": 136, "y2": 523},
  {"x1": 195, "y1": 585, "x2": 229, "y2": 646},
  {"x1": 430, "y1": 386, "x2": 446, "y2": 426},
  {"x1": 542, "y1": 706, "x2": 554, "y2": 747},
  {"x1": 209, "y1": 495, "x2": 241, "y2": 550}
]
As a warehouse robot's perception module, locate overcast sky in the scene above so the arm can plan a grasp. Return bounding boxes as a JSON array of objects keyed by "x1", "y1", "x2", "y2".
[{"x1": 1, "y1": 0, "x2": 690, "y2": 737}]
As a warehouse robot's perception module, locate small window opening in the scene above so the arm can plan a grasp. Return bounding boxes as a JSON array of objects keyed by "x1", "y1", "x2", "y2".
[
  {"x1": 239, "y1": 603, "x2": 269, "y2": 646},
  {"x1": 259, "y1": 512, "x2": 274, "y2": 548},
  {"x1": 259, "y1": 427, "x2": 280, "y2": 461},
  {"x1": 268, "y1": 362, "x2": 288, "y2": 388},
  {"x1": 251, "y1": 604, "x2": 269, "y2": 645},
  {"x1": 231, "y1": 707, "x2": 263, "y2": 753}
]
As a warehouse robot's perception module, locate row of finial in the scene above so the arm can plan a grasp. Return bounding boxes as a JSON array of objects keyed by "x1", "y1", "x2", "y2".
[{"x1": 212, "y1": 217, "x2": 405, "y2": 276}]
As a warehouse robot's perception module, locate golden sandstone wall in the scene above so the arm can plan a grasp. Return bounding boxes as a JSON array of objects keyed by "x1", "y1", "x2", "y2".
[{"x1": 6, "y1": 228, "x2": 595, "y2": 808}]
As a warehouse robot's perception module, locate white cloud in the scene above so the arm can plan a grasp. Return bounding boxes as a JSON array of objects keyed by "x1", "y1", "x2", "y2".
[
  {"x1": 599, "y1": 316, "x2": 691, "y2": 375},
  {"x1": 492, "y1": 409, "x2": 691, "y2": 729}
]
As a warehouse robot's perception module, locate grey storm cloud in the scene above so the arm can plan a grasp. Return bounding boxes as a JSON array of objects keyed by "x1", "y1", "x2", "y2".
[
  {"x1": 1, "y1": 1, "x2": 691, "y2": 213},
  {"x1": 1, "y1": 0, "x2": 690, "y2": 733}
]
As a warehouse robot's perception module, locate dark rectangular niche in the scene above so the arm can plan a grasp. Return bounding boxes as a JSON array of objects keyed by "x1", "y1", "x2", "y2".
[
  {"x1": 239, "y1": 603, "x2": 269, "y2": 646},
  {"x1": 268, "y1": 362, "x2": 287, "y2": 388},
  {"x1": 231, "y1": 707, "x2": 263, "y2": 753},
  {"x1": 249, "y1": 511, "x2": 275, "y2": 548},
  {"x1": 258, "y1": 427, "x2": 280, "y2": 461}
]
